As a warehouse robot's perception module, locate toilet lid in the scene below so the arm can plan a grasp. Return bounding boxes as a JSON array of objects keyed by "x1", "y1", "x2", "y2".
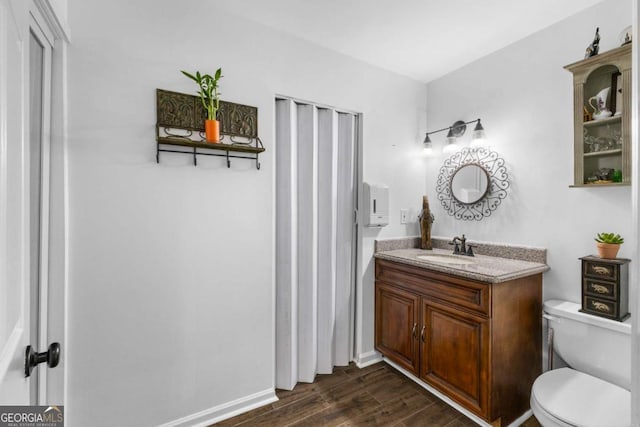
[{"x1": 532, "y1": 368, "x2": 630, "y2": 427}]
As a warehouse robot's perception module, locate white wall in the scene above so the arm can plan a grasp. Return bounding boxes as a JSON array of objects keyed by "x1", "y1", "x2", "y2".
[
  {"x1": 425, "y1": 0, "x2": 632, "y2": 303},
  {"x1": 65, "y1": 0, "x2": 426, "y2": 425}
]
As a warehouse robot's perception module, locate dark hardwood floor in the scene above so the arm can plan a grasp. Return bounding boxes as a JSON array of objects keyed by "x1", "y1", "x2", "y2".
[{"x1": 213, "y1": 362, "x2": 543, "y2": 427}]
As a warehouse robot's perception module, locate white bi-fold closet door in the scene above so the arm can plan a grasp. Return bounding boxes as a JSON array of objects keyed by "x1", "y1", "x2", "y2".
[{"x1": 275, "y1": 98, "x2": 358, "y2": 390}]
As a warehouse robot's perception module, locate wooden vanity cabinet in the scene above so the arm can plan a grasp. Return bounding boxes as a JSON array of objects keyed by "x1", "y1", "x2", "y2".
[{"x1": 375, "y1": 259, "x2": 542, "y2": 426}]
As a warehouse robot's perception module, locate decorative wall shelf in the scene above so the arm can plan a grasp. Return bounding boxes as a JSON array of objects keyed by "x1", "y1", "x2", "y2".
[{"x1": 155, "y1": 89, "x2": 265, "y2": 169}]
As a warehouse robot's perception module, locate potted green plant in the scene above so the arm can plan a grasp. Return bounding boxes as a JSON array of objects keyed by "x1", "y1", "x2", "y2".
[
  {"x1": 594, "y1": 232, "x2": 624, "y2": 259},
  {"x1": 181, "y1": 68, "x2": 223, "y2": 143}
]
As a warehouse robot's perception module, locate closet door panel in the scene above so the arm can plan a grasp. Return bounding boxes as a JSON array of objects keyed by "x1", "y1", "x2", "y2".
[
  {"x1": 275, "y1": 99, "x2": 298, "y2": 390},
  {"x1": 296, "y1": 103, "x2": 318, "y2": 383},
  {"x1": 335, "y1": 113, "x2": 356, "y2": 365},
  {"x1": 316, "y1": 108, "x2": 338, "y2": 374}
]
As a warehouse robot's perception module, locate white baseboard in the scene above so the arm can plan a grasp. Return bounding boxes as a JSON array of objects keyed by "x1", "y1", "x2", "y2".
[
  {"x1": 509, "y1": 409, "x2": 533, "y2": 427},
  {"x1": 158, "y1": 388, "x2": 278, "y2": 427},
  {"x1": 354, "y1": 350, "x2": 383, "y2": 368},
  {"x1": 383, "y1": 359, "x2": 532, "y2": 427}
]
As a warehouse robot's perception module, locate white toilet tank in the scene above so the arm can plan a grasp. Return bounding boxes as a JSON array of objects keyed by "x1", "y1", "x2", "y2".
[{"x1": 544, "y1": 299, "x2": 631, "y2": 390}]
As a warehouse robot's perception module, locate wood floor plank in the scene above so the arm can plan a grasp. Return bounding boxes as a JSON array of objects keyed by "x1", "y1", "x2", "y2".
[
  {"x1": 353, "y1": 363, "x2": 395, "y2": 384},
  {"x1": 443, "y1": 414, "x2": 481, "y2": 426},
  {"x1": 211, "y1": 362, "x2": 540, "y2": 427},
  {"x1": 398, "y1": 399, "x2": 463, "y2": 427},
  {"x1": 274, "y1": 382, "x2": 328, "y2": 409},
  {"x1": 321, "y1": 377, "x2": 367, "y2": 403},
  {"x1": 519, "y1": 416, "x2": 542, "y2": 427},
  {"x1": 342, "y1": 362, "x2": 387, "y2": 378},
  {"x1": 214, "y1": 403, "x2": 275, "y2": 427},
  {"x1": 274, "y1": 369, "x2": 352, "y2": 409},
  {"x1": 345, "y1": 388, "x2": 437, "y2": 426},
  {"x1": 364, "y1": 372, "x2": 414, "y2": 404},
  {"x1": 234, "y1": 394, "x2": 329, "y2": 427},
  {"x1": 288, "y1": 391, "x2": 381, "y2": 427}
]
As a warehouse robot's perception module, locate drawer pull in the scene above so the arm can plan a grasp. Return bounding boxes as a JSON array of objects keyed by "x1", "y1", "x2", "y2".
[
  {"x1": 591, "y1": 284, "x2": 608, "y2": 294},
  {"x1": 412, "y1": 323, "x2": 417, "y2": 339},
  {"x1": 591, "y1": 266, "x2": 612, "y2": 276},
  {"x1": 592, "y1": 301, "x2": 610, "y2": 312},
  {"x1": 420, "y1": 325, "x2": 426, "y2": 343}
]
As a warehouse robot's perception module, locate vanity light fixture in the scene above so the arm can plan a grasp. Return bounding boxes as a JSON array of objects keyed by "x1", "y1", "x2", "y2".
[{"x1": 422, "y1": 118, "x2": 487, "y2": 154}]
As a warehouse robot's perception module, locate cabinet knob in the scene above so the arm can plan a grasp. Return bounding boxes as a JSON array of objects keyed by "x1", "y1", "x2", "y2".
[
  {"x1": 412, "y1": 323, "x2": 417, "y2": 339},
  {"x1": 420, "y1": 325, "x2": 426, "y2": 343}
]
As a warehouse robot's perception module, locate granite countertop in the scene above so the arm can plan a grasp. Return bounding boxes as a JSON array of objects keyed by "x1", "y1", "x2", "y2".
[{"x1": 375, "y1": 248, "x2": 550, "y2": 284}]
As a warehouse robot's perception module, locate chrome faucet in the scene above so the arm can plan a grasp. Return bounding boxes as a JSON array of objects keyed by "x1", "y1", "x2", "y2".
[{"x1": 450, "y1": 234, "x2": 475, "y2": 256}]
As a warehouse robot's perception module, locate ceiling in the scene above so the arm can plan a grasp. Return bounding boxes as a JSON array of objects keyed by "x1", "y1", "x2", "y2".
[{"x1": 216, "y1": 0, "x2": 607, "y2": 82}]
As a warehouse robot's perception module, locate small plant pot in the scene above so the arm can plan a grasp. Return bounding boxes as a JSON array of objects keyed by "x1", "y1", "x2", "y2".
[
  {"x1": 205, "y1": 119, "x2": 220, "y2": 143},
  {"x1": 596, "y1": 242, "x2": 620, "y2": 259}
]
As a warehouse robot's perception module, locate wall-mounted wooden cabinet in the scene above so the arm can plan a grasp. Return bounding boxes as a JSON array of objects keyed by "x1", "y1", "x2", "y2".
[
  {"x1": 375, "y1": 259, "x2": 542, "y2": 426},
  {"x1": 565, "y1": 44, "x2": 631, "y2": 187}
]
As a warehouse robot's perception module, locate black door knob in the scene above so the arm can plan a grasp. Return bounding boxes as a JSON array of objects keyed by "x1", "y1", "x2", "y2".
[{"x1": 25, "y1": 343, "x2": 60, "y2": 377}]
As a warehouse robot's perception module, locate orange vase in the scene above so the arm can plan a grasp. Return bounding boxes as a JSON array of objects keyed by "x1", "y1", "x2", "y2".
[
  {"x1": 596, "y1": 243, "x2": 620, "y2": 259},
  {"x1": 205, "y1": 119, "x2": 220, "y2": 143}
]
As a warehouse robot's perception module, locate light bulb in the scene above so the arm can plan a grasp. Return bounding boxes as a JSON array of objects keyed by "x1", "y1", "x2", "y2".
[
  {"x1": 470, "y1": 120, "x2": 488, "y2": 148},
  {"x1": 442, "y1": 128, "x2": 459, "y2": 153},
  {"x1": 422, "y1": 133, "x2": 434, "y2": 157},
  {"x1": 422, "y1": 146, "x2": 434, "y2": 157}
]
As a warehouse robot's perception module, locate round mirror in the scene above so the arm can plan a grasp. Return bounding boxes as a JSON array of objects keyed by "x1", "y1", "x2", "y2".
[{"x1": 450, "y1": 164, "x2": 489, "y2": 205}]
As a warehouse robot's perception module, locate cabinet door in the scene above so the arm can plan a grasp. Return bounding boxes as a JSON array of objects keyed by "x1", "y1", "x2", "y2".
[
  {"x1": 375, "y1": 281, "x2": 419, "y2": 374},
  {"x1": 420, "y1": 300, "x2": 489, "y2": 417}
]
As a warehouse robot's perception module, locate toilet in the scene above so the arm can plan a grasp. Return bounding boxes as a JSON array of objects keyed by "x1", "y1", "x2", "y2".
[{"x1": 530, "y1": 300, "x2": 631, "y2": 427}]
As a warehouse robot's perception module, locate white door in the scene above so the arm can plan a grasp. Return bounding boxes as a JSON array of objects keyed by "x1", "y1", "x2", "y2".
[
  {"x1": 0, "y1": 0, "x2": 61, "y2": 404},
  {"x1": 0, "y1": 0, "x2": 31, "y2": 403},
  {"x1": 29, "y1": 6, "x2": 55, "y2": 405}
]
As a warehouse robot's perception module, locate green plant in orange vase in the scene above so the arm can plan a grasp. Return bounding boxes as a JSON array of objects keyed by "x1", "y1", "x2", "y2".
[
  {"x1": 181, "y1": 68, "x2": 223, "y2": 142},
  {"x1": 594, "y1": 232, "x2": 624, "y2": 259}
]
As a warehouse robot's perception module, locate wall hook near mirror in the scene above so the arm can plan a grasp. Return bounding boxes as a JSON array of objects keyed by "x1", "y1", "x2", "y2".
[{"x1": 436, "y1": 147, "x2": 509, "y2": 221}]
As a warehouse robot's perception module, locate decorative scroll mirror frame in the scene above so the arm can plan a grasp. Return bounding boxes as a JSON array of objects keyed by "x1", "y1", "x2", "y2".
[{"x1": 436, "y1": 147, "x2": 510, "y2": 221}]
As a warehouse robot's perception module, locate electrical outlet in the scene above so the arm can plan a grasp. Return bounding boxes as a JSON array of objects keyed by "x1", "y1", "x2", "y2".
[{"x1": 400, "y1": 209, "x2": 408, "y2": 224}]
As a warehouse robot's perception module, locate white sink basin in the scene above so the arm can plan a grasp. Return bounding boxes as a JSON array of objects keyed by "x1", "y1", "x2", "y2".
[{"x1": 416, "y1": 254, "x2": 476, "y2": 265}]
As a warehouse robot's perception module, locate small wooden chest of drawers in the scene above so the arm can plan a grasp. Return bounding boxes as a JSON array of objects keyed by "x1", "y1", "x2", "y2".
[{"x1": 580, "y1": 256, "x2": 630, "y2": 321}]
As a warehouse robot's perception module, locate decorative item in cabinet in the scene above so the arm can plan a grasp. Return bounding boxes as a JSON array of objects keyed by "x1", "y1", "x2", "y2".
[
  {"x1": 564, "y1": 44, "x2": 631, "y2": 187},
  {"x1": 155, "y1": 89, "x2": 265, "y2": 169},
  {"x1": 580, "y1": 256, "x2": 630, "y2": 321}
]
